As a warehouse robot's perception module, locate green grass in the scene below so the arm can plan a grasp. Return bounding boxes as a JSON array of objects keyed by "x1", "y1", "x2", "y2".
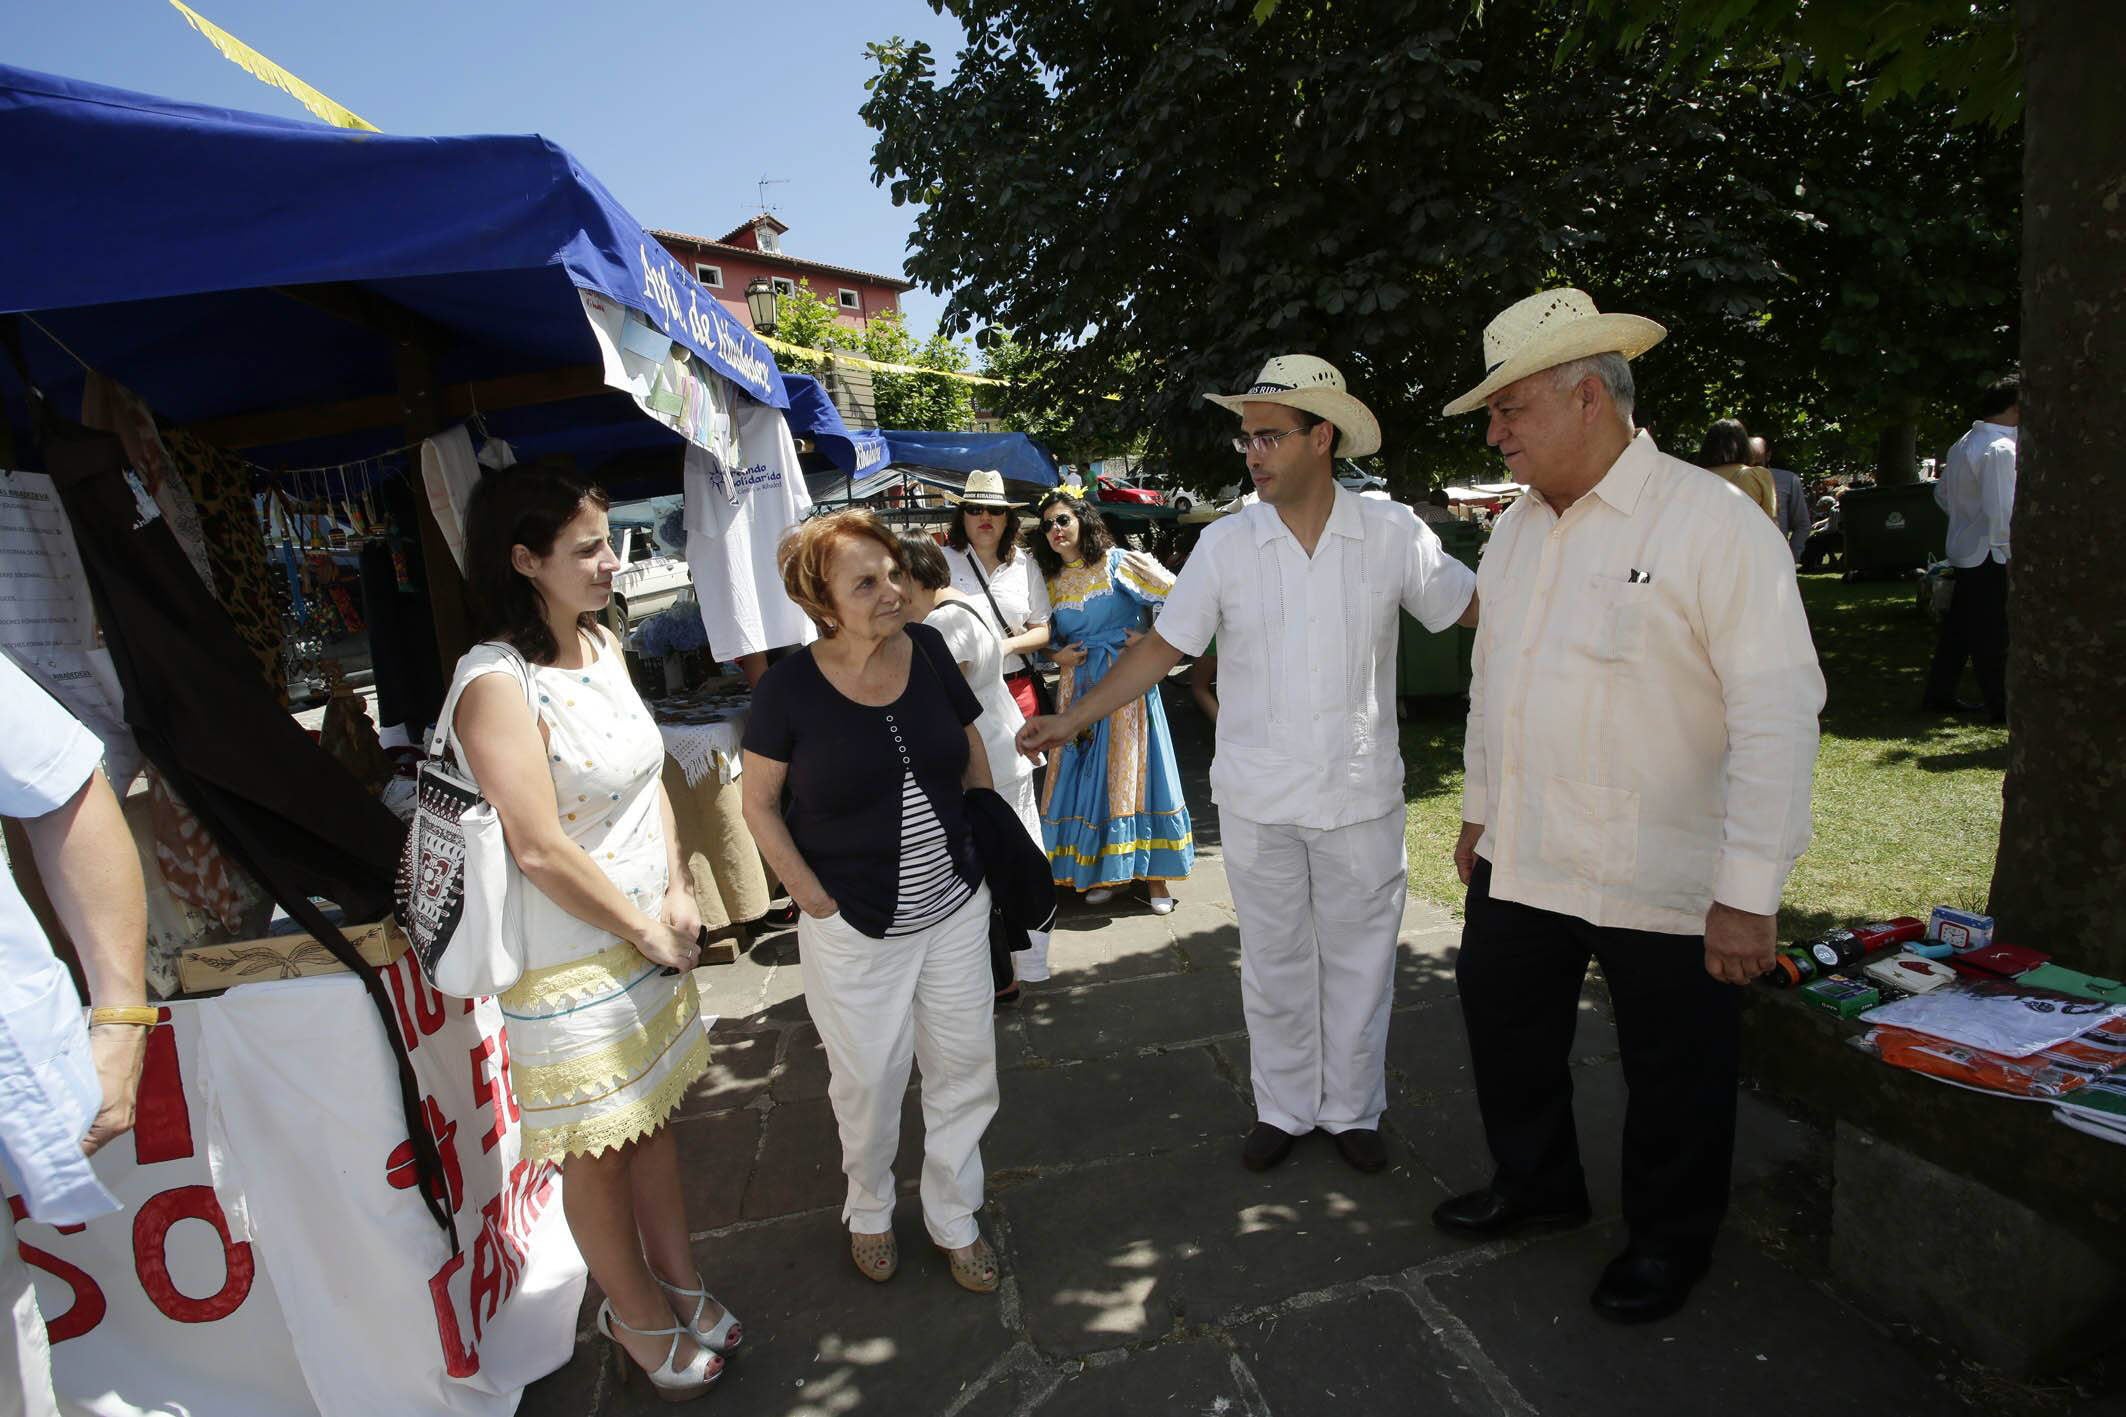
[{"x1": 1399, "y1": 573, "x2": 2008, "y2": 938}]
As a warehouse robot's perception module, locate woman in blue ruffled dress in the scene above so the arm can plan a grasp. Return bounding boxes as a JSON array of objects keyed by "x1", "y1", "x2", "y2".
[{"x1": 1027, "y1": 492, "x2": 1193, "y2": 913}]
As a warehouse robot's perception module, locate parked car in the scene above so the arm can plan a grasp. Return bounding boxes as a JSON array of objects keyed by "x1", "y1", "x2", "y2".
[
  {"x1": 1095, "y1": 473, "x2": 1167, "y2": 506},
  {"x1": 1212, "y1": 463, "x2": 1384, "y2": 499},
  {"x1": 1334, "y1": 462, "x2": 1389, "y2": 495}
]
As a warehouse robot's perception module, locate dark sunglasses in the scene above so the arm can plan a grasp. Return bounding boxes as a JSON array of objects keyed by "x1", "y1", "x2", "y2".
[{"x1": 1041, "y1": 513, "x2": 1077, "y2": 531}]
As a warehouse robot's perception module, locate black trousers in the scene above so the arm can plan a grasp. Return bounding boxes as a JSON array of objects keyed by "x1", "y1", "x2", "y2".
[
  {"x1": 1455, "y1": 860, "x2": 1742, "y2": 1264},
  {"x1": 1924, "y1": 557, "x2": 2009, "y2": 717},
  {"x1": 358, "y1": 538, "x2": 443, "y2": 735}
]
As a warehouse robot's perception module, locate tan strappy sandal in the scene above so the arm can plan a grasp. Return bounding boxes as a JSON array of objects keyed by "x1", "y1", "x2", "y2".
[
  {"x1": 850, "y1": 1228, "x2": 899, "y2": 1282},
  {"x1": 938, "y1": 1236, "x2": 1000, "y2": 1294}
]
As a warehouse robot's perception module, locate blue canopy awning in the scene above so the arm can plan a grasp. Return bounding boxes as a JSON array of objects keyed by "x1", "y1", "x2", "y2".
[
  {"x1": 0, "y1": 63, "x2": 785, "y2": 465},
  {"x1": 879, "y1": 431, "x2": 1060, "y2": 489},
  {"x1": 805, "y1": 467, "x2": 971, "y2": 506},
  {"x1": 786, "y1": 376, "x2": 889, "y2": 477}
]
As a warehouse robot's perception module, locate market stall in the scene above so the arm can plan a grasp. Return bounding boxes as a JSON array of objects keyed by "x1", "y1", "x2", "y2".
[{"x1": 0, "y1": 62, "x2": 800, "y2": 1414}]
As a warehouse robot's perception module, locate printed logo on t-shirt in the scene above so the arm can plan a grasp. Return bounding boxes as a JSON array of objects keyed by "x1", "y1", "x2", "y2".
[
  {"x1": 122, "y1": 468, "x2": 164, "y2": 531},
  {"x1": 731, "y1": 463, "x2": 784, "y2": 493}
]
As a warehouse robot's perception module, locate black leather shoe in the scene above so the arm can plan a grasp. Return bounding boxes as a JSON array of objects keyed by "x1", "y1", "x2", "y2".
[
  {"x1": 1331, "y1": 1128, "x2": 1388, "y2": 1173},
  {"x1": 1589, "y1": 1251, "x2": 1707, "y2": 1325},
  {"x1": 1241, "y1": 1122, "x2": 1300, "y2": 1172},
  {"x1": 1919, "y1": 695, "x2": 1984, "y2": 715},
  {"x1": 1430, "y1": 1188, "x2": 1591, "y2": 1238}
]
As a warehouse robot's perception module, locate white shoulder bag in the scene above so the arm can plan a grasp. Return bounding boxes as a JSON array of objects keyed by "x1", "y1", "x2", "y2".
[{"x1": 394, "y1": 644, "x2": 534, "y2": 998}]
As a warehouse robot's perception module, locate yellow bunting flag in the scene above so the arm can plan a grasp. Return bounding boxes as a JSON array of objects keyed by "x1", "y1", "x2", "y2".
[
  {"x1": 167, "y1": 1, "x2": 379, "y2": 132},
  {"x1": 755, "y1": 335, "x2": 1013, "y2": 388},
  {"x1": 756, "y1": 335, "x2": 1120, "y2": 400}
]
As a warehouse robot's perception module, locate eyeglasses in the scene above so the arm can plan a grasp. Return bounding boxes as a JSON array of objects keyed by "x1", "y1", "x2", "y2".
[
  {"x1": 1231, "y1": 427, "x2": 1312, "y2": 456},
  {"x1": 1040, "y1": 514, "x2": 1076, "y2": 532}
]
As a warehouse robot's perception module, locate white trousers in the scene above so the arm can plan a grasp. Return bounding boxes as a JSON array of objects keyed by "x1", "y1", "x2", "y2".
[
  {"x1": 1223, "y1": 808, "x2": 1409, "y2": 1135},
  {"x1": 799, "y1": 884, "x2": 999, "y2": 1248},
  {"x1": 2, "y1": 1220, "x2": 58, "y2": 1417}
]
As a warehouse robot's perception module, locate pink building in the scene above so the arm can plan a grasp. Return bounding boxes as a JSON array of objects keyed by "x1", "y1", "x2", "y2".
[{"x1": 650, "y1": 214, "x2": 914, "y2": 333}]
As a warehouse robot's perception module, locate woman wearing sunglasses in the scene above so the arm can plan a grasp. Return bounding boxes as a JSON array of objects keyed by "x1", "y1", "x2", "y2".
[{"x1": 1026, "y1": 492, "x2": 1194, "y2": 913}]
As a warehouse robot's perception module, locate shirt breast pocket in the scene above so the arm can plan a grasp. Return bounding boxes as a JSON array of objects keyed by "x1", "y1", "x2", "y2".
[{"x1": 1575, "y1": 575, "x2": 1652, "y2": 663}]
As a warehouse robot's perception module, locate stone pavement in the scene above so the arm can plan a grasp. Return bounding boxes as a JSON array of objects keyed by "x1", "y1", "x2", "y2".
[{"x1": 519, "y1": 700, "x2": 2093, "y2": 1417}]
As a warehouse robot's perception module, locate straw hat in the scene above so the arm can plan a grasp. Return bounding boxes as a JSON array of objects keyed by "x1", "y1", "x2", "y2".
[
  {"x1": 1204, "y1": 355, "x2": 1381, "y2": 458},
  {"x1": 1441, "y1": 289, "x2": 1666, "y2": 417},
  {"x1": 951, "y1": 468, "x2": 1024, "y2": 509}
]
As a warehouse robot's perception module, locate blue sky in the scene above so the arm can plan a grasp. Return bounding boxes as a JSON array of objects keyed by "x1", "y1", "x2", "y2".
[{"x1": 8, "y1": 0, "x2": 971, "y2": 336}]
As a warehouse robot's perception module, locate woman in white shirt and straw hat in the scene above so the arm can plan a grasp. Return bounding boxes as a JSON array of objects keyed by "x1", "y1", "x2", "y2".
[{"x1": 944, "y1": 470, "x2": 1053, "y2": 729}]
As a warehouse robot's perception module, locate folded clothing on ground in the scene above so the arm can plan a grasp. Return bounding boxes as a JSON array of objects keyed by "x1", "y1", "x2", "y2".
[
  {"x1": 1857, "y1": 1026, "x2": 2090, "y2": 1100},
  {"x1": 1860, "y1": 976, "x2": 2126, "y2": 1058}
]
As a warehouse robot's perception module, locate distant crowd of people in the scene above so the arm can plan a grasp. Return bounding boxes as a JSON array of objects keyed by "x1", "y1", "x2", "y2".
[{"x1": 1682, "y1": 378, "x2": 2019, "y2": 724}]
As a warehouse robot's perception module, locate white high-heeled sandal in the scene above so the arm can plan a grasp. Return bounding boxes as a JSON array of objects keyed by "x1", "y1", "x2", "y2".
[
  {"x1": 654, "y1": 1270, "x2": 743, "y2": 1354},
  {"x1": 595, "y1": 1301, "x2": 722, "y2": 1402}
]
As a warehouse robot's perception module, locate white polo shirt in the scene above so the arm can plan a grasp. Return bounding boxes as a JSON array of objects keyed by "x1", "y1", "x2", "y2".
[
  {"x1": 1158, "y1": 488, "x2": 1476, "y2": 830},
  {"x1": 1463, "y1": 431, "x2": 1824, "y2": 936}
]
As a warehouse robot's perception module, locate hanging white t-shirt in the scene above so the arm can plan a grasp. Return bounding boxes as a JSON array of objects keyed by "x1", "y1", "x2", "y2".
[
  {"x1": 685, "y1": 394, "x2": 817, "y2": 662},
  {"x1": 677, "y1": 370, "x2": 743, "y2": 517},
  {"x1": 420, "y1": 425, "x2": 482, "y2": 573}
]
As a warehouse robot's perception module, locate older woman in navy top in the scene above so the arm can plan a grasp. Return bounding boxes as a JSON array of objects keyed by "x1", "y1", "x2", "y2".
[{"x1": 739, "y1": 510, "x2": 1003, "y2": 1295}]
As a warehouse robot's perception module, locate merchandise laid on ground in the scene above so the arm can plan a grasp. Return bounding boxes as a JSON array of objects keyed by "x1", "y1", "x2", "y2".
[{"x1": 1760, "y1": 905, "x2": 2126, "y2": 1140}]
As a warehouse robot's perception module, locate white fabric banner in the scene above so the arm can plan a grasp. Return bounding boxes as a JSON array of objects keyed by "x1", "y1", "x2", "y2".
[
  {"x1": 14, "y1": 955, "x2": 585, "y2": 1416},
  {"x1": 14, "y1": 1003, "x2": 319, "y2": 1416}
]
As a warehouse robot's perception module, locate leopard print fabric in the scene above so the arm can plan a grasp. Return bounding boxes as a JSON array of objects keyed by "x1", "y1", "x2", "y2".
[{"x1": 163, "y1": 429, "x2": 287, "y2": 705}]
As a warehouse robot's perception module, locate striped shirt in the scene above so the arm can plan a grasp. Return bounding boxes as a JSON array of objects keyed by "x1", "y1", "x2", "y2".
[{"x1": 888, "y1": 769, "x2": 974, "y2": 934}]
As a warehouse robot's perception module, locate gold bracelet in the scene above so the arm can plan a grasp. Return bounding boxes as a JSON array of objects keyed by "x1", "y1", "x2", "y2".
[{"x1": 88, "y1": 1005, "x2": 159, "y2": 1028}]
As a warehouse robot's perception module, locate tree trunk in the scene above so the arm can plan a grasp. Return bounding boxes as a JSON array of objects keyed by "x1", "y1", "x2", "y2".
[
  {"x1": 1989, "y1": 0, "x2": 2126, "y2": 977},
  {"x1": 1874, "y1": 406, "x2": 1918, "y2": 485}
]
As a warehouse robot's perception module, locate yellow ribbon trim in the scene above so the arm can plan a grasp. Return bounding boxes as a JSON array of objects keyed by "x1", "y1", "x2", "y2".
[
  {"x1": 757, "y1": 338, "x2": 1011, "y2": 387},
  {"x1": 510, "y1": 985, "x2": 698, "y2": 1106},
  {"x1": 1045, "y1": 836, "x2": 1195, "y2": 866},
  {"x1": 502, "y1": 938, "x2": 651, "y2": 1014},
  {"x1": 168, "y1": 2, "x2": 379, "y2": 131},
  {"x1": 1045, "y1": 560, "x2": 1115, "y2": 612},
  {"x1": 756, "y1": 337, "x2": 1124, "y2": 401},
  {"x1": 1114, "y1": 553, "x2": 1174, "y2": 602}
]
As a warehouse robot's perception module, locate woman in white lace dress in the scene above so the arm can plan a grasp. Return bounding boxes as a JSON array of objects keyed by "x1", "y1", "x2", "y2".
[{"x1": 451, "y1": 464, "x2": 737, "y2": 1401}]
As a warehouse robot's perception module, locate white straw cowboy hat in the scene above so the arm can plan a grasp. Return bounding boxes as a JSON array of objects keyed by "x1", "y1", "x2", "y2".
[
  {"x1": 1204, "y1": 354, "x2": 1381, "y2": 458},
  {"x1": 950, "y1": 468, "x2": 1025, "y2": 509},
  {"x1": 1441, "y1": 288, "x2": 1667, "y2": 417}
]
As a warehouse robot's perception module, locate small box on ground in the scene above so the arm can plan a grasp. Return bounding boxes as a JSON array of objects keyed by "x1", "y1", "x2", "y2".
[
  {"x1": 1801, "y1": 976, "x2": 1881, "y2": 1018},
  {"x1": 1929, "y1": 906, "x2": 1995, "y2": 951}
]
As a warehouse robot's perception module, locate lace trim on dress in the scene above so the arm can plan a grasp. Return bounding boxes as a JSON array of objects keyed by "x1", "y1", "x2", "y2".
[
  {"x1": 508, "y1": 985, "x2": 699, "y2": 1106},
  {"x1": 518, "y1": 1029, "x2": 711, "y2": 1164},
  {"x1": 500, "y1": 938, "x2": 655, "y2": 1016}
]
